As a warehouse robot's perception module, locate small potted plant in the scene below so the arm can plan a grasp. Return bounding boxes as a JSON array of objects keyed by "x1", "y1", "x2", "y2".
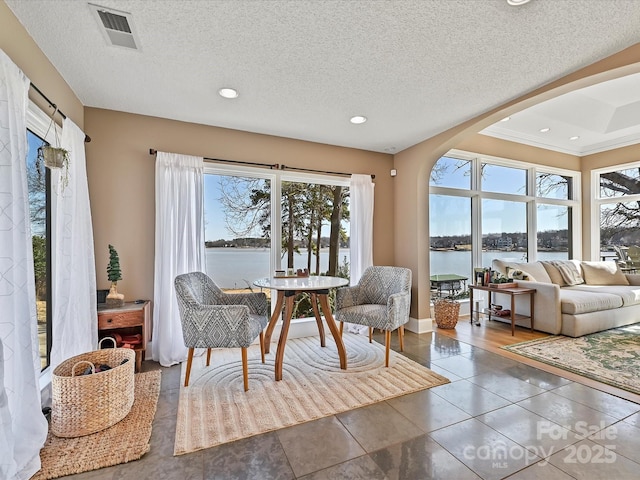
[
  {"x1": 37, "y1": 144, "x2": 70, "y2": 187},
  {"x1": 36, "y1": 107, "x2": 71, "y2": 190},
  {"x1": 40, "y1": 144, "x2": 68, "y2": 168},
  {"x1": 106, "y1": 244, "x2": 125, "y2": 307}
]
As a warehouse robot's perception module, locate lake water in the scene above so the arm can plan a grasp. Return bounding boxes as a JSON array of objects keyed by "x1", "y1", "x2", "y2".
[
  {"x1": 206, "y1": 247, "x2": 569, "y2": 289},
  {"x1": 430, "y1": 250, "x2": 569, "y2": 281},
  {"x1": 206, "y1": 248, "x2": 350, "y2": 288}
]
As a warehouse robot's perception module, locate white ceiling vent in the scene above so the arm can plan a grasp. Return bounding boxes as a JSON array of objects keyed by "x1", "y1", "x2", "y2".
[{"x1": 89, "y1": 3, "x2": 140, "y2": 50}]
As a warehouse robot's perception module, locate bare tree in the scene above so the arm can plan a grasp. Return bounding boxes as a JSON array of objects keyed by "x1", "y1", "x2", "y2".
[{"x1": 218, "y1": 176, "x2": 349, "y2": 275}]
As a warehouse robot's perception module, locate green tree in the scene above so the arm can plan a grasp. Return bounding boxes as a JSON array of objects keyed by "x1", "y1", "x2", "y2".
[
  {"x1": 107, "y1": 244, "x2": 123, "y2": 283},
  {"x1": 218, "y1": 176, "x2": 350, "y2": 318},
  {"x1": 32, "y1": 235, "x2": 47, "y2": 300}
]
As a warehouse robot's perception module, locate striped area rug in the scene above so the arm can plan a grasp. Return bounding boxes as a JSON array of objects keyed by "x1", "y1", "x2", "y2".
[{"x1": 174, "y1": 332, "x2": 449, "y2": 455}]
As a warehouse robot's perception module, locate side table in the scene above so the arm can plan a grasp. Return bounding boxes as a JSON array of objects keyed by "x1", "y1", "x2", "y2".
[
  {"x1": 97, "y1": 300, "x2": 150, "y2": 371},
  {"x1": 469, "y1": 285, "x2": 535, "y2": 336}
]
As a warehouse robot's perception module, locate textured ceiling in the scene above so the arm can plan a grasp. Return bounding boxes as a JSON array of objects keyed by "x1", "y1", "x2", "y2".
[{"x1": 6, "y1": 0, "x2": 640, "y2": 154}]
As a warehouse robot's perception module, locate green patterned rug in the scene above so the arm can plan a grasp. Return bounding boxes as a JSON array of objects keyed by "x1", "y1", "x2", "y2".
[{"x1": 503, "y1": 324, "x2": 640, "y2": 395}]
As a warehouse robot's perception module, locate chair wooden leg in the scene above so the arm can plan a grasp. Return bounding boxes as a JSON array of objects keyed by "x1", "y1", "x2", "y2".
[
  {"x1": 339, "y1": 321, "x2": 344, "y2": 337},
  {"x1": 260, "y1": 331, "x2": 265, "y2": 363},
  {"x1": 399, "y1": 325, "x2": 405, "y2": 352},
  {"x1": 368, "y1": 327, "x2": 373, "y2": 343},
  {"x1": 184, "y1": 347, "x2": 194, "y2": 387},
  {"x1": 242, "y1": 347, "x2": 249, "y2": 391},
  {"x1": 385, "y1": 331, "x2": 391, "y2": 367},
  {"x1": 206, "y1": 348, "x2": 212, "y2": 366}
]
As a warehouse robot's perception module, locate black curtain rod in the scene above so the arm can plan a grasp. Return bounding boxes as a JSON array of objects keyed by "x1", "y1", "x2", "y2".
[
  {"x1": 280, "y1": 164, "x2": 375, "y2": 179},
  {"x1": 148, "y1": 150, "x2": 374, "y2": 179},
  {"x1": 149, "y1": 149, "x2": 277, "y2": 169},
  {"x1": 29, "y1": 82, "x2": 91, "y2": 143}
]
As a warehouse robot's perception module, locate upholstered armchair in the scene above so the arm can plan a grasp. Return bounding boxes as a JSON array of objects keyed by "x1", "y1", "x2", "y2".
[
  {"x1": 174, "y1": 271, "x2": 268, "y2": 390},
  {"x1": 335, "y1": 266, "x2": 412, "y2": 367}
]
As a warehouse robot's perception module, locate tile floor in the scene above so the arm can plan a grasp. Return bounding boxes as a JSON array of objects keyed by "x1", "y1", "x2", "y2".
[{"x1": 67, "y1": 330, "x2": 640, "y2": 479}]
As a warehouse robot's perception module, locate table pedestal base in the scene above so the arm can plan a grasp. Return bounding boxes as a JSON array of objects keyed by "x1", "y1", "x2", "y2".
[{"x1": 264, "y1": 289, "x2": 347, "y2": 381}]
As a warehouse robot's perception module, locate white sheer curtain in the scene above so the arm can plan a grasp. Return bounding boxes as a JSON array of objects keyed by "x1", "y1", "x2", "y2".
[
  {"x1": 152, "y1": 151, "x2": 205, "y2": 366},
  {"x1": 347, "y1": 174, "x2": 375, "y2": 334},
  {"x1": 49, "y1": 118, "x2": 97, "y2": 370},
  {"x1": 0, "y1": 49, "x2": 48, "y2": 480},
  {"x1": 349, "y1": 174, "x2": 374, "y2": 284}
]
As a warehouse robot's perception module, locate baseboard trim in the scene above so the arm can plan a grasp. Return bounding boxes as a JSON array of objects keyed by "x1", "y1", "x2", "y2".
[
  {"x1": 285, "y1": 317, "x2": 438, "y2": 337},
  {"x1": 270, "y1": 317, "x2": 320, "y2": 340},
  {"x1": 405, "y1": 316, "x2": 433, "y2": 334}
]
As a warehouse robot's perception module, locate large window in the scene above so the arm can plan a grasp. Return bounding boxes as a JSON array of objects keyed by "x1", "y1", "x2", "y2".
[
  {"x1": 27, "y1": 129, "x2": 51, "y2": 371},
  {"x1": 26, "y1": 102, "x2": 58, "y2": 371},
  {"x1": 204, "y1": 166, "x2": 350, "y2": 319},
  {"x1": 429, "y1": 150, "x2": 580, "y2": 293},
  {"x1": 594, "y1": 164, "x2": 640, "y2": 258}
]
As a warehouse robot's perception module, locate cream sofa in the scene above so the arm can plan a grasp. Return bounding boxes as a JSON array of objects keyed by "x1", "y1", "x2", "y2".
[{"x1": 490, "y1": 259, "x2": 640, "y2": 337}]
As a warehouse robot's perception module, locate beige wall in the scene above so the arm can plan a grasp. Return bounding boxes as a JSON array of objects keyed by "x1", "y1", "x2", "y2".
[
  {"x1": 456, "y1": 135, "x2": 581, "y2": 171},
  {"x1": 85, "y1": 108, "x2": 394, "y2": 301},
  {"x1": 0, "y1": 1, "x2": 83, "y2": 128}
]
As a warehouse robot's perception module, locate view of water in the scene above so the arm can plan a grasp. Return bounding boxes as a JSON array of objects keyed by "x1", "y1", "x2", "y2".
[
  {"x1": 206, "y1": 248, "x2": 350, "y2": 289},
  {"x1": 206, "y1": 247, "x2": 574, "y2": 289}
]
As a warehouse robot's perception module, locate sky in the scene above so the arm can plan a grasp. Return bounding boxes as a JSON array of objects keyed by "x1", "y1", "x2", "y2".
[
  {"x1": 430, "y1": 157, "x2": 569, "y2": 237},
  {"x1": 204, "y1": 175, "x2": 234, "y2": 241},
  {"x1": 204, "y1": 174, "x2": 347, "y2": 242}
]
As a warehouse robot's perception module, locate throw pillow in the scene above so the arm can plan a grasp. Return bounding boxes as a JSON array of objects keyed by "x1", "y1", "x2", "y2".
[
  {"x1": 511, "y1": 262, "x2": 551, "y2": 283},
  {"x1": 507, "y1": 268, "x2": 535, "y2": 281},
  {"x1": 542, "y1": 260, "x2": 584, "y2": 286},
  {"x1": 541, "y1": 261, "x2": 567, "y2": 286},
  {"x1": 581, "y1": 261, "x2": 630, "y2": 286}
]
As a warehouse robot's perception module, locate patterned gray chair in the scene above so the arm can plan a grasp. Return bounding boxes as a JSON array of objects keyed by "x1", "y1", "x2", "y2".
[
  {"x1": 335, "y1": 266, "x2": 412, "y2": 367},
  {"x1": 174, "y1": 272, "x2": 268, "y2": 390}
]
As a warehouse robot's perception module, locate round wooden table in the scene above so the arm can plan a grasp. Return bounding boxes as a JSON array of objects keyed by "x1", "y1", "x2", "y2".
[{"x1": 254, "y1": 276, "x2": 349, "y2": 381}]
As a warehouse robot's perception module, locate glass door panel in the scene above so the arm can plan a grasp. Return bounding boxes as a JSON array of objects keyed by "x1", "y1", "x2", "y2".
[{"x1": 204, "y1": 174, "x2": 271, "y2": 292}]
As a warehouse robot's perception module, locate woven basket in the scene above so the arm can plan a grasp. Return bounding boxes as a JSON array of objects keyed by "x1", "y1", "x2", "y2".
[
  {"x1": 51, "y1": 342, "x2": 135, "y2": 438},
  {"x1": 434, "y1": 298, "x2": 460, "y2": 329}
]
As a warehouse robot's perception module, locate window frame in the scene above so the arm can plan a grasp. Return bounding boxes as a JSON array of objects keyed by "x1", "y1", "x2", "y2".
[
  {"x1": 430, "y1": 149, "x2": 581, "y2": 275},
  {"x1": 591, "y1": 161, "x2": 640, "y2": 260},
  {"x1": 26, "y1": 100, "x2": 61, "y2": 379},
  {"x1": 203, "y1": 163, "x2": 349, "y2": 276}
]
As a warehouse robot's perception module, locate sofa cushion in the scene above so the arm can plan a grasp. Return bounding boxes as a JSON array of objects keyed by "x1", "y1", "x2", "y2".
[
  {"x1": 541, "y1": 260, "x2": 584, "y2": 286},
  {"x1": 581, "y1": 261, "x2": 630, "y2": 286},
  {"x1": 559, "y1": 288, "x2": 623, "y2": 315},
  {"x1": 542, "y1": 261, "x2": 566, "y2": 286},
  {"x1": 565, "y1": 284, "x2": 640, "y2": 307},
  {"x1": 492, "y1": 259, "x2": 552, "y2": 284}
]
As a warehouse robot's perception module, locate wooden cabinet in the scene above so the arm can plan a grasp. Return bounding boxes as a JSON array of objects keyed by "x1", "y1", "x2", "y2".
[{"x1": 97, "y1": 301, "x2": 150, "y2": 371}]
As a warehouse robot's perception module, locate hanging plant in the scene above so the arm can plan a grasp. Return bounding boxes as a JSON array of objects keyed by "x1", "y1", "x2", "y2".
[
  {"x1": 36, "y1": 145, "x2": 70, "y2": 189},
  {"x1": 35, "y1": 106, "x2": 70, "y2": 191}
]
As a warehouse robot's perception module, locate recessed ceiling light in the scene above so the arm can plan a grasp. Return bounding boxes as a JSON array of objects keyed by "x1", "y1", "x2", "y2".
[
  {"x1": 500, "y1": 116, "x2": 511, "y2": 122},
  {"x1": 350, "y1": 115, "x2": 367, "y2": 124},
  {"x1": 218, "y1": 87, "x2": 238, "y2": 99},
  {"x1": 507, "y1": 0, "x2": 531, "y2": 6},
  {"x1": 569, "y1": 136, "x2": 580, "y2": 141},
  {"x1": 539, "y1": 127, "x2": 550, "y2": 133}
]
